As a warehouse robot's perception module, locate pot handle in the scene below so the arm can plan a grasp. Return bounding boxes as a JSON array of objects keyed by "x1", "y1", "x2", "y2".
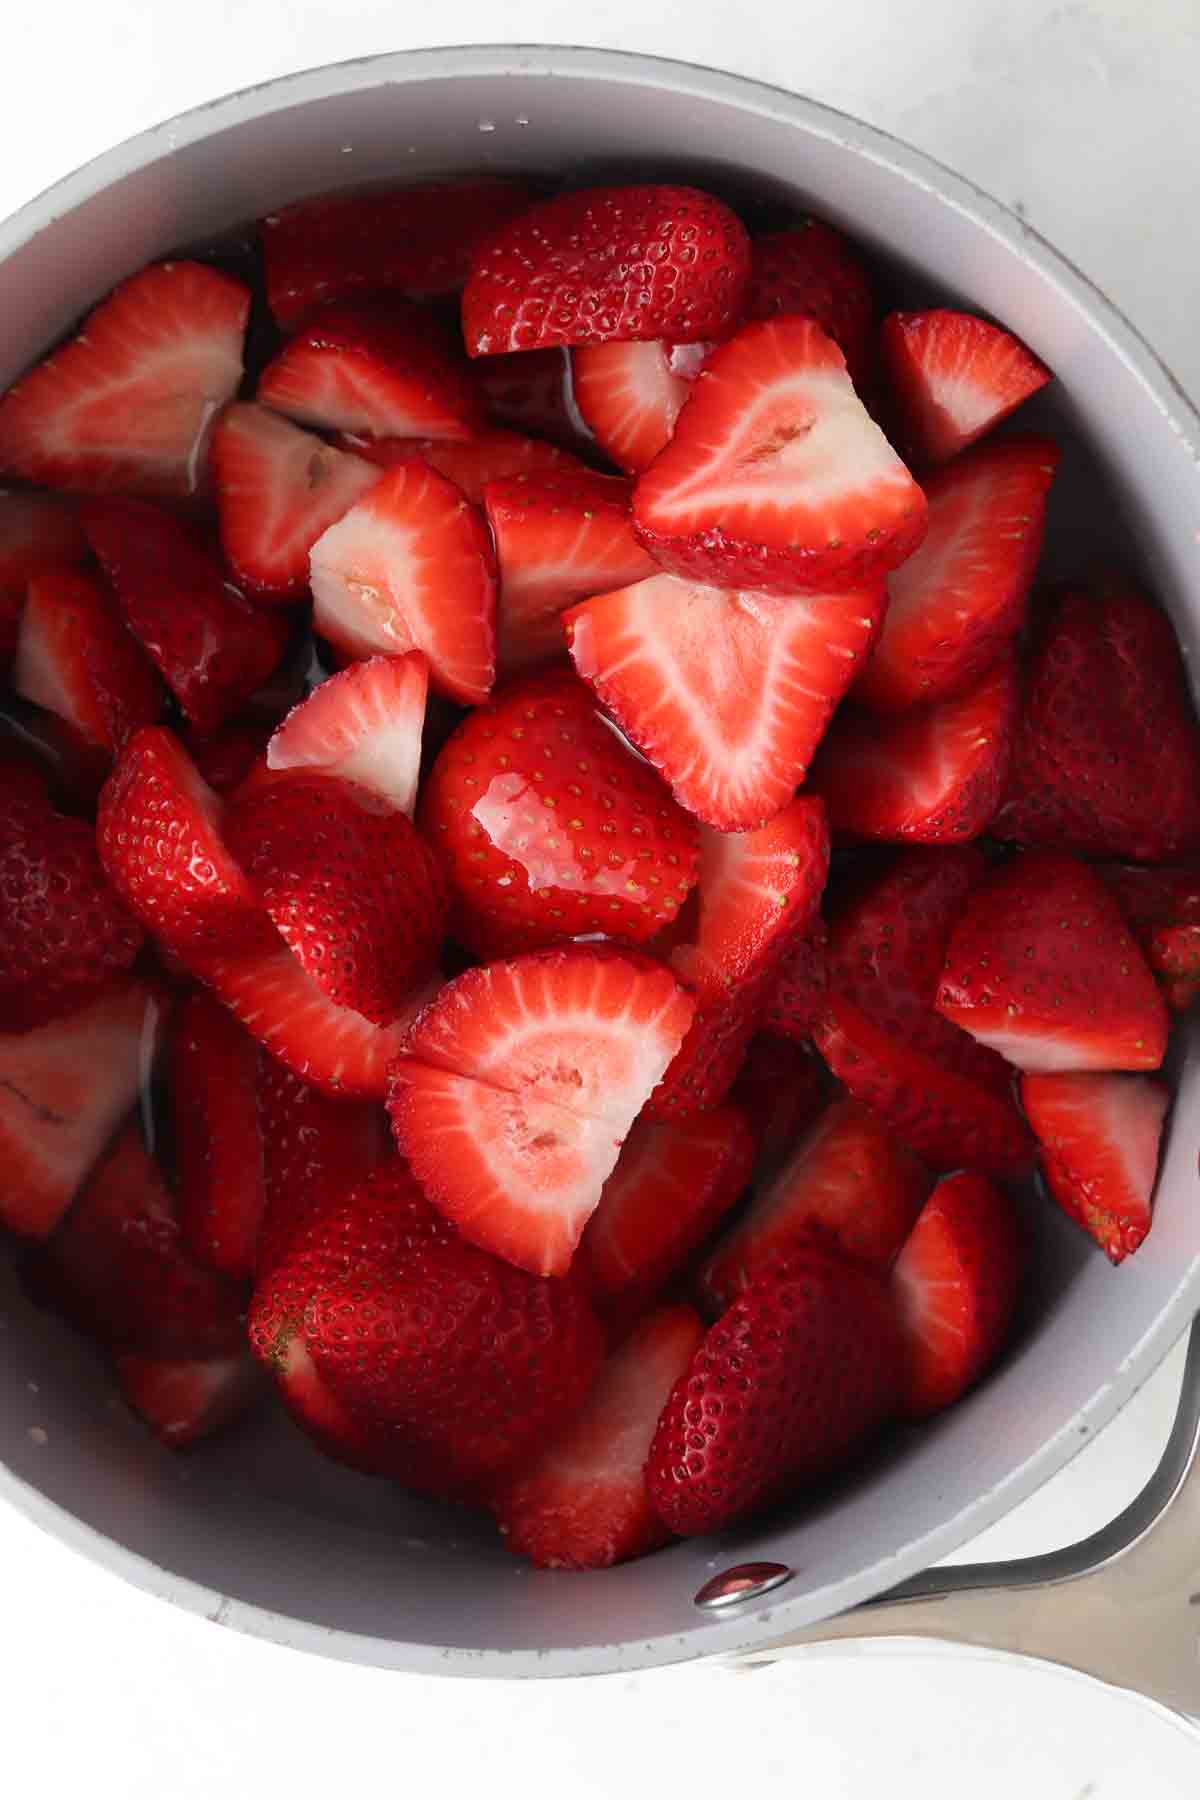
[{"x1": 718, "y1": 1319, "x2": 1200, "y2": 1719}]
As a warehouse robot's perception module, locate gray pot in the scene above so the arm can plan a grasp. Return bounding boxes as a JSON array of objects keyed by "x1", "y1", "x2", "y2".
[{"x1": 2, "y1": 44, "x2": 1198, "y2": 1683}]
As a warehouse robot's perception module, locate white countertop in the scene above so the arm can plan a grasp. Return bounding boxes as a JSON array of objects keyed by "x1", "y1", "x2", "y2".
[{"x1": 4, "y1": 3, "x2": 1200, "y2": 1793}]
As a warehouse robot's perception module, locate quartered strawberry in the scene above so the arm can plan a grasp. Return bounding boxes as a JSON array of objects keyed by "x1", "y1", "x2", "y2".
[
  {"x1": 994, "y1": 577, "x2": 1200, "y2": 862},
  {"x1": 881, "y1": 308, "x2": 1052, "y2": 467},
  {"x1": 856, "y1": 436, "x2": 1060, "y2": 712},
  {"x1": 810, "y1": 652, "x2": 1017, "y2": 843},
  {"x1": 743, "y1": 221, "x2": 876, "y2": 390},
  {"x1": 0, "y1": 977, "x2": 160, "y2": 1239},
  {"x1": 0, "y1": 490, "x2": 89, "y2": 664},
  {"x1": 474, "y1": 349, "x2": 581, "y2": 445},
  {"x1": 257, "y1": 298, "x2": 483, "y2": 441},
  {"x1": 761, "y1": 923, "x2": 829, "y2": 1041},
  {"x1": 632, "y1": 318, "x2": 927, "y2": 593},
  {"x1": 485, "y1": 469, "x2": 658, "y2": 673},
  {"x1": 571, "y1": 341, "x2": 692, "y2": 474},
  {"x1": 225, "y1": 770, "x2": 445, "y2": 1026},
  {"x1": 646, "y1": 1245, "x2": 901, "y2": 1536},
  {"x1": 728, "y1": 1034, "x2": 829, "y2": 1183},
  {"x1": 310, "y1": 460, "x2": 496, "y2": 704},
  {"x1": 80, "y1": 499, "x2": 291, "y2": 733},
  {"x1": 15, "y1": 566, "x2": 164, "y2": 754},
  {"x1": 566, "y1": 572, "x2": 886, "y2": 830},
  {"x1": 339, "y1": 426, "x2": 581, "y2": 504},
  {"x1": 170, "y1": 990, "x2": 266, "y2": 1281},
  {"x1": 642, "y1": 987, "x2": 761, "y2": 1123},
  {"x1": 1022, "y1": 1071, "x2": 1168, "y2": 1264},
  {"x1": 388, "y1": 947, "x2": 695, "y2": 1277},
  {"x1": 0, "y1": 260, "x2": 249, "y2": 497},
  {"x1": 115, "y1": 1350, "x2": 260, "y2": 1449},
  {"x1": 210, "y1": 403, "x2": 378, "y2": 602},
  {"x1": 419, "y1": 668, "x2": 699, "y2": 958},
  {"x1": 266, "y1": 651, "x2": 427, "y2": 818},
  {"x1": 578, "y1": 1107, "x2": 754, "y2": 1320},
  {"x1": 892, "y1": 1170, "x2": 1025, "y2": 1417},
  {"x1": 936, "y1": 850, "x2": 1169, "y2": 1072},
  {"x1": 492, "y1": 1305, "x2": 704, "y2": 1569},
  {"x1": 462, "y1": 184, "x2": 749, "y2": 356},
  {"x1": 0, "y1": 746, "x2": 53, "y2": 810},
  {"x1": 261, "y1": 180, "x2": 538, "y2": 328},
  {"x1": 1097, "y1": 863, "x2": 1200, "y2": 1011},
  {"x1": 699, "y1": 1097, "x2": 930, "y2": 1311}
]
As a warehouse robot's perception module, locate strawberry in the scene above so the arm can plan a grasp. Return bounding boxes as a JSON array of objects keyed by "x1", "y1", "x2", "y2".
[
  {"x1": 993, "y1": 577, "x2": 1200, "y2": 862},
  {"x1": 856, "y1": 436, "x2": 1060, "y2": 712},
  {"x1": 728, "y1": 1034, "x2": 829, "y2": 1183},
  {"x1": 0, "y1": 747, "x2": 53, "y2": 811},
  {"x1": 809, "y1": 652, "x2": 1017, "y2": 843},
  {"x1": 418, "y1": 668, "x2": 699, "y2": 958},
  {"x1": 388, "y1": 947, "x2": 696, "y2": 1277},
  {"x1": 744, "y1": 221, "x2": 876, "y2": 389},
  {"x1": 261, "y1": 180, "x2": 538, "y2": 328},
  {"x1": 492, "y1": 1305, "x2": 704, "y2": 1569},
  {"x1": 14, "y1": 566, "x2": 164, "y2": 753},
  {"x1": 646, "y1": 1245, "x2": 900, "y2": 1536},
  {"x1": 936, "y1": 850, "x2": 1169, "y2": 1071},
  {"x1": 80, "y1": 499, "x2": 291, "y2": 733},
  {"x1": 642, "y1": 989, "x2": 761, "y2": 1122},
  {"x1": 339, "y1": 426, "x2": 582, "y2": 505},
  {"x1": 266, "y1": 651, "x2": 427, "y2": 818},
  {"x1": 254, "y1": 1057, "x2": 389, "y2": 1277},
  {"x1": 309, "y1": 460, "x2": 496, "y2": 704},
  {"x1": 0, "y1": 490, "x2": 89, "y2": 665},
  {"x1": 181, "y1": 717, "x2": 274, "y2": 796},
  {"x1": 462, "y1": 184, "x2": 750, "y2": 356},
  {"x1": 36, "y1": 1120, "x2": 244, "y2": 1356},
  {"x1": 257, "y1": 298, "x2": 483, "y2": 441},
  {"x1": 892, "y1": 1170, "x2": 1025, "y2": 1416},
  {"x1": 170, "y1": 990, "x2": 266, "y2": 1281},
  {"x1": 0, "y1": 260, "x2": 249, "y2": 497},
  {"x1": 1148, "y1": 925, "x2": 1200, "y2": 1013},
  {"x1": 115, "y1": 1351, "x2": 260, "y2": 1449},
  {"x1": 761, "y1": 924, "x2": 829, "y2": 1041},
  {"x1": 266, "y1": 1328, "x2": 400, "y2": 1477},
  {"x1": 0, "y1": 977, "x2": 160, "y2": 1238},
  {"x1": 474, "y1": 349, "x2": 581, "y2": 445},
  {"x1": 881, "y1": 308, "x2": 1051, "y2": 467},
  {"x1": 225, "y1": 771, "x2": 445, "y2": 1026},
  {"x1": 577, "y1": 1107, "x2": 754, "y2": 1320},
  {"x1": 484, "y1": 470, "x2": 658, "y2": 673},
  {"x1": 1, "y1": 795, "x2": 144, "y2": 1031},
  {"x1": 1021, "y1": 1071, "x2": 1169, "y2": 1263},
  {"x1": 566, "y1": 572, "x2": 886, "y2": 831},
  {"x1": 571, "y1": 341, "x2": 692, "y2": 474},
  {"x1": 1097, "y1": 863, "x2": 1200, "y2": 1012},
  {"x1": 632, "y1": 318, "x2": 926, "y2": 593}
]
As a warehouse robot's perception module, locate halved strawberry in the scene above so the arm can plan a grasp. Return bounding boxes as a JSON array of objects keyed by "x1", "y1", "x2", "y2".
[
  {"x1": 699, "y1": 1097, "x2": 930, "y2": 1311},
  {"x1": 937, "y1": 850, "x2": 1169, "y2": 1072},
  {"x1": 0, "y1": 977, "x2": 161, "y2": 1238},
  {"x1": 743, "y1": 221, "x2": 877, "y2": 391},
  {"x1": 856, "y1": 437, "x2": 1060, "y2": 712},
  {"x1": 571, "y1": 341, "x2": 691, "y2": 474},
  {"x1": 462, "y1": 184, "x2": 749, "y2": 356},
  {"x1": 339, "y1": 426, "x2": 582, "y2": 504},
  {"x1": 0, "y1": 490, "x2": 89, "y2": 665},
  {"x1": 15, "y1": 566, "x2": 164, "y2": 753},
  {"x1": 566, "y1": 572, "x2": 885, "y2": 830},
  {"x1": 632, "y1": 318, "x2": 926, "y2": 593},
  {"x1": 892, "y1": 1170, "x2": 1025, "y2": 1417},
  {"x1": 492, "y1": 1304, "x2": 705, "y2": 1569},
  {"x1": 728, "y1": 1034, "x2": 829, "y2": 1183},
  {"x1": 0, "y1": 260, "x2": 249, "y2": 496},
  {"x1": 115, "y1": 1351, "x2": 260, "y2": 1449},
  {"x1": 266, "y1": 651, "x2": 427, "y2": 818},
  {"x1": 485, "y1": 470, "x2": 658, "y2": 673},
  {"x1": 80, "y1": 500, "x2": 291, "y2": 733},
  {"x1": 810, "y1": 652, "x2": 1017, "y2": 843},
  {"x1": 310, "y1": 461, "x2": 496, "y2": 704},
  {"x1": 578, "y1": 1108, "x2": 754, "y2": 1319},
  {"x1": 388, "y1": 947, "x2": 695, "y2": 1276},
  {"x1": 1022, "y1": 1071, "x2": 1168, "y2": 1264},
  {"x1": 257, "y1": 298, "x2": 483, "y2": 441},
  {"x1": 881, "y1": 308, "x2": 1051, "y2": 467},
  {"x1": 171, "y1": 990, "x2": 266, "y2": 1281},
  {"x1": 261, "y1": 180, "x2": 538, "y2": 328},
  {"x1": 761, "y1": 923, "x2": 829, "y2": 1041}
]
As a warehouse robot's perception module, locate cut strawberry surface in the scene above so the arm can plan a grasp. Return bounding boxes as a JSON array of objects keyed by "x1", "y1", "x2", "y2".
[
  {"x1": 743, "y1": 221, "x2": 877, "y2": 391},
  {"x1": 0, "y1": 260, "x2": 249, "y2": 497},
  {"x1": 266, "y1": 651, "x2": 428, "y2": 818},
  {"x1": 171, "y1": 991, "x2": 266, "y2": 1282},
  {"x1": 1023, "y1": 1070, "x2": 1169, "y2": 1264},
  {"x1": 857, "y1": 436, "x2": 1060, "y2": 712},
  {"x1": 493, "y1": 1305, "x2": 705, "y2": 1569},
  {"x1": 116, "y1": 1351, "x2": 260, "y2": 1450},
  {"x1": 0, "y1": 491, "x2": 89, "y2": 666},
  {"x1": 632, "y1": 318, "x2": 927, "y2": 593},
  {"x1": 761, "y1": 924, "x2": 829, "y2": 1041},
  {"x1": 462, "y1": 184, "x2": 750, "y2": 356},
  {"x1": 340, "y1": 427, "x2": 582, "y2": 505},
  {"x1": 892, "y1": 1170, "x2": 1025, "y2": 1417},
  {"x1": 810, "y1": 652, "x2": 1017, "y2": 843},
  {"x1": 210, "y1": 403, "x2": 379, "y2": 603},
  {"x1": 0, "y1": 977, "x2": 160, "y2": 1239},
  {"x1": 571, "y1": 340, "x2": 692, "y2": 474},
  {"x1": 728, "y1": 1034, "x2": 829, "y2": 1184},
  {"x1": 937, "y1": 850, "x2": 1169, "y2": 1072},
  {"x1": 881, "y1": 308, "x2": 1051, "y2": 467},
  {"x1": 257, "y1": 298, "x2": 482, "y2": 441},
  {"x1": 566, "y1": 572, "x2": 885, "y2": 830},
  {"x1": 485, "y1": 469, "x2": 658, "y2": 674},
  {"x1": 310, "y1": 460, "x2": 496, "y2": 704},
  {"x1": 15, "y1": 566, "x2": 164, "y2": 754}
]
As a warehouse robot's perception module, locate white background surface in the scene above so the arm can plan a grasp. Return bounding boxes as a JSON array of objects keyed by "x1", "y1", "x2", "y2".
[{"x1": 4, "y1": 2, "x2": 1200, "y2": 1793}]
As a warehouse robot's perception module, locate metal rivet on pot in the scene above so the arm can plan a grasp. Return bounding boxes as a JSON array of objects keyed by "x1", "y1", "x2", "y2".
[{"x1": 693, "y1": 1562, "x2": 795, "y2": 1610}]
